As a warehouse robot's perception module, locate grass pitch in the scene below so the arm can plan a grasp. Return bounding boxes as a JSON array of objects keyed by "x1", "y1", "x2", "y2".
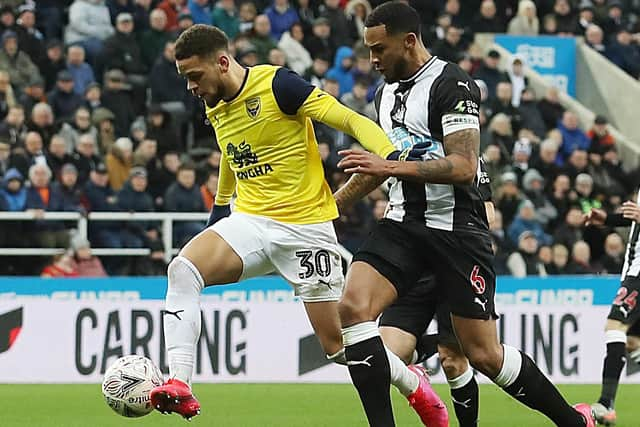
[{"x1": 1, "y1": 384, "x2": 638, "y2": 426}]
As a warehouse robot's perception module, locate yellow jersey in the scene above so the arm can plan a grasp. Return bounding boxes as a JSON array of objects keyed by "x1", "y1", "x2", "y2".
[{"x1": 206, "y1": 65, "x2": 395, "y2": 224}]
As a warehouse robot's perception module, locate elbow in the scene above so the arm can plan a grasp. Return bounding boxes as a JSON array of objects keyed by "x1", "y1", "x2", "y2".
[{"x1": 457, "y1": 168, "x2": 476, "y2": 186}]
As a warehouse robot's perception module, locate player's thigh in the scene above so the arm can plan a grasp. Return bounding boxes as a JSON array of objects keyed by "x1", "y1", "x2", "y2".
[
  {"x1": 304, "y1": 300, "x2": 343, "y2": 355},
  {"x1": 379, "y1": 326, "x2": 417, "y2": 364},
  {"x1": 607, "y1": 276, "x2": 640, "y2": 328},
  {"x1": 180, "y1": 213, "x2": 272, "y2": 285}
]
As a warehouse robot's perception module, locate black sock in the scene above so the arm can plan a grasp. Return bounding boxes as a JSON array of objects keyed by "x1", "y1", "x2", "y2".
[
  {"x1": 503, "y1": 351, "x2": 585, "y2": 427},
  {"x1": 450, "y1": 376, "x2": 479, "y2": 427},
  {"x1": 414, "y1": 333, "x2": 439, "y2": 364},
  {"x1": 598, "y1": 342, "x2": 626, "y2": 409},
  {"x1": 345, "y1": 336, "x2": 395, "y2": 427}
]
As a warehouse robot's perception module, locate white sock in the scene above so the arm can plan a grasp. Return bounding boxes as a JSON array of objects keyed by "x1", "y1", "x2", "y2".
[
  {"x1": 164, "y1": 256, "x2": 205, "y2": 386},
  {"x1": 494, "y1": 344, "x2": 522, "y2": 388},
  {"x1": 448, "y1": 365, "x2": 474, "y2": 389},
  {"x1": 386, "y1": 347, "x2": 419, "y2": 396}
]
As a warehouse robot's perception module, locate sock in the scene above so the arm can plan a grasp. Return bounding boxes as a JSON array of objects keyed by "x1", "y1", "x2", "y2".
[
  {"x1": 414, "y1": 333, "x2": 439, "y2": 364},
  {"x1": 598, "y1": 330, "x2": 627, "y2": 409},
  {"x1": 327, "y1": 348, "x2": 347, "y2": 365},
  {"x1": 629, "y1": 348, "x2": 640, "y2": 365},
  {"x1": 163, "y1": 256, "x2": 204, "y2": 385},
  {"x1": 448, "y1": 366, "x2": 479, "y2": 427},
  {"x1": 495, "y1": 344, "x2": 585, "y2": 427},
  {"x1": 343, "y1": 321, "x2": 395, "y2": 427},
  {"x1": 385, "y1": 347, "x2": 419, "y2": 397}
]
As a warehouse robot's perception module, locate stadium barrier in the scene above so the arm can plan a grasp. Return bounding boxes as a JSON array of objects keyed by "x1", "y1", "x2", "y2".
[{"x1": 0, "y1": 276, "x2": 631, "y2": 384}]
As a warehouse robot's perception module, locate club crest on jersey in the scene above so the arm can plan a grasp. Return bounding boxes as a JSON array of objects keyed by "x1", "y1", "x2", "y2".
[{"x1": 245, "y1": 96, "x2": 261, "y2": 119}]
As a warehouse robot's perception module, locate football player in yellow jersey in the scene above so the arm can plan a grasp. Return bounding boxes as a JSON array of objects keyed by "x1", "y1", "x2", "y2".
[{"x1": 149, "y1": 24, "x2": 434, "y2": 421}]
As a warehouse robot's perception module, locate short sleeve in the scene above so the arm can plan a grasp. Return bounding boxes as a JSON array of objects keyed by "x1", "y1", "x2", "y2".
[
  {"x1": 432, "y1": 65, "x2": 481, "y2": 136},
  {"x1": 272, "y1": 67, "x2": 315, "y2": 115}
]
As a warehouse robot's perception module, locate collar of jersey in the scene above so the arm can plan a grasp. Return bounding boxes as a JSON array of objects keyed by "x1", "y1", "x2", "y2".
[
  {"x1": 398, "y1": 55, "x2": 438, "y2": 86},
  {"x1": 223, "y1": 66, "x2": 250, "y2": 103}
]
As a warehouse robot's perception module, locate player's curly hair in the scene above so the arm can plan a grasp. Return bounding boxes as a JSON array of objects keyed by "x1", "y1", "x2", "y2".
[
  {"x1": 365, "y1": 1, "x2": 421, "y2": 36},
  {"x1": 175, "y1": 24, "x2": 229, "y2": 60}
]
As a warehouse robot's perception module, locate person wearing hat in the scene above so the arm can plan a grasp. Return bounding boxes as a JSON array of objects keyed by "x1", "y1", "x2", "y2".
[
  {"x1": 47, "y1": 70, "x2": 85, "y2": 122},
  {"x1": 101, "y1": 69, "x2": 136, "y2": 138},
  {"x1": 40, "y1": 38, "x2": 65, "y2": 91},
  {"x1": 0, "y1": 28, "x2": 41, "y2": 92},
  {"x1": 15, "y1": 3, "x2": 44, "y2": 65},
  {"x1": 303, "y1": 16, "x2": 336, "y2": 61},
  {"x1": 105, "y1": 136, "x2": 133, "y2": 191},
  {"x1": 116, "y1": 164, "x2": 155, "y2": 249},
  {"x1": 497, "y1": 170, "x2": 523, "y2": 226},
  {"x1": 56, "y1": 162, "x2": 84, "y2": 213},
  {"x1": 506, "y1": 230, "x2": 547, "y2": 277},
  {"x1": 473, "y1": 49, "x2": 509, "y2": 102},
  {"x1": 65, "y1": 0, "x2": 114, "y2": 62},
  {"x1": 100, "y1": 12, "x2": 147, "y2": 77},
  {"x1": 70, "y1": 231, "x2": 107, "y2": 277},
  {"x1": 577, "y1": 0, "x2": 596, "y2": 35},
  {"x1": 587, "y1": 114, "x2": 616, "y2": 154}
]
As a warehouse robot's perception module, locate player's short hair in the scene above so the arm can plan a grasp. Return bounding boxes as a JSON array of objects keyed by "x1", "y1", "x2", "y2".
[
  {"x1": 365, "y1": 1, "x2": 421, "y2": 36},
  {"x1": 175, "y1": 24, "x2": 229, "y2": 60}
]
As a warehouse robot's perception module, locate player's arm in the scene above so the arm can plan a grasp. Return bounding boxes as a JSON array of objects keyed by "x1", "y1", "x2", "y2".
[
  {"x1": 587, "y1": 201, "x2": 639, "y2": 227},
  {"x1": 206, "y1": 150, "x2": 236, "y2": 226},
  {"x1": 334, "y1": 174, "x2": 386, "y2": 212}
]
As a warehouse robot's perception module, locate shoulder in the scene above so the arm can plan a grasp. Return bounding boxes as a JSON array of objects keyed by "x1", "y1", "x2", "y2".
[{"x1": 271, "y1": 67, "x2": 315, "y2": 115}]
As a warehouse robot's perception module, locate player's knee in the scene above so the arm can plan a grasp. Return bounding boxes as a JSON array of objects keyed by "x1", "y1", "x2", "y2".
[
  {"x1": 440, "y1": 353, "x2": 468, "y2": 380},
  {"x1": 466, "y1": 344, "x2": 502, "y2": 378},
  {"x1": 167, "y1": 256, "x2": 205, "y2": 295},
  {"x1": 337, "y1": 295, "x2": 374, "y2": 325}
]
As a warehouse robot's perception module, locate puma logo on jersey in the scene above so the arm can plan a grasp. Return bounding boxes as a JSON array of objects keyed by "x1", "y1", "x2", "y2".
[
  {"x1": 346, "y1": 355, "x2": 374, "y2": 367},
  {"x1": 474, "y1": 297, "x2": 487, "y2": 311},
  {"x1": 457, "y1": 81, "x2": 471, "y2": 91},
  {"x1": 451, "y1": 396, "x2": 472, "y2": 408}
]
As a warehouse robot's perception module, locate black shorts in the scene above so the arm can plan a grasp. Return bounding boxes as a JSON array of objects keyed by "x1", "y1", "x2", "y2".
[
  {"x1": 354, "y1": 218, "x2": 497, "y2": 320},
  {"x1": 378, "y1": 274, "x2": 457, "y2": 344},
  {"x1": 608, "y1": 276, "x2": 640, "y2": 326}
]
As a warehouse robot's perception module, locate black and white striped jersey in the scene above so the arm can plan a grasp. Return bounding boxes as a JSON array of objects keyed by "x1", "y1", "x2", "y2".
[
  {"x1": 375, "y1": 56, "x2": 486, "y2": 232},
  {"x1": 621, "y1": 189, "x2": 640, "y2": 279}
]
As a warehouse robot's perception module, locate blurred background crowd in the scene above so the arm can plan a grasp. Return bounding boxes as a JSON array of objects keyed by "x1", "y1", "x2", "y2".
[{"x1": 0, "y1": 0, "x2": 639, "y2": 278}]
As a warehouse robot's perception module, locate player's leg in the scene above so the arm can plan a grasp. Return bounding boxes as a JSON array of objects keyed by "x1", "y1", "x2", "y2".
[
  {"x1": 435, "y1": 229, "x2": 592, "y2": 426},
  {"x1": 592, "y1": 277, "x2": 640, "y2": 425},
  {"x1": 304, "y1": 300, "x2": 343, "y2": 358}
]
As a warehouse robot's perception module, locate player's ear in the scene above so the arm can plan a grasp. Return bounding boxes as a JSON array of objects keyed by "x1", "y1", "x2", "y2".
[
  {"x1": 217, "y1": 53, "x2": 230, "y2": 73},
  {"x1": 404, "y1": 33, "x2": 418, "y2": 49}
]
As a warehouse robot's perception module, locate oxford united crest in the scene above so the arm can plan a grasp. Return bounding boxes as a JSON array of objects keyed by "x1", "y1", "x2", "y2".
[{"x1": 245, "y1": 97, "x2": 261, "y2": 119}]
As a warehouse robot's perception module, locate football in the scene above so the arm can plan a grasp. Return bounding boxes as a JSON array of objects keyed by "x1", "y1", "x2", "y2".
[{"x1": 101, "y1": 355, "x2": 164, "y2": 418}]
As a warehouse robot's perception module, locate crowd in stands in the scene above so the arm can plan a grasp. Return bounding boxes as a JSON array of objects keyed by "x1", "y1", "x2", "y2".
[{"x1": 0, "y1": 0, "x2": 639, "y2": 277}]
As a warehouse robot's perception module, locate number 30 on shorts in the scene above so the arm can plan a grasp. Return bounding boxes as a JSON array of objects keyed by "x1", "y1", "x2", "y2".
[{"x1": 295, "y1": 249, "x2": 332, "y2": 279}]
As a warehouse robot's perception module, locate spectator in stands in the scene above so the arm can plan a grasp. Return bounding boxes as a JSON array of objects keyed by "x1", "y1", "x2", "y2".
[
  {"x1": 101, "y1": 69, "x2": 136, "y2": 138},
  {"x1": 72, "y1": 133, "x2": 101, "y2": 186},
  {"x1": 553, "y1": 0, "x2": 577, "y2": 34},
  {"x1": 56, "y1": 162, "x2": 83, "y2": 210},
  {"x1": 345, "y1": 0, "x2": 372, "y2": 40},
  {"x1": 0, "y1": 105, "x2": 27, "y2": 149},
  {"x1": 487, "y1": 113, "x2": 514, "y2": 162},
  {"x1": 0, "y1": 140, "x2": 10, "y2": 178},
  {"x1": 335, "y1": 198, "x2": 373, "y2": 253},
  {"x1": 40, "y1": 39, "x2": 65, "y2": 92},
  {"x1": 41, "y1": 253, "x2": 78, "y2": 277},
  {"x1": 278, "y1": 22, "x2": 312, "y2": 75},
  {"x1": 131, "y1": 238, "x2": 166, "y2": 276},
  {"x1": 508, "y1": 199, "x2": 553, "y2": 246},
  {"x1": 523, "y1": 168, "x2": 558, "y2": 227},
  {"x1": 606, "y1": 27, "x2": 640, "y2": 78},
  {"x1": 146, "y1": 104, "x2": 180, "y2": 155},
  {"x1": 83, "y1": 162, "x2": 125, "y2": 249},
  {"x1": 140, "y1": 8, "x2": 171, "y2": 69},
  {"x1": 0, "y1": 167, "x2": 27, "y2": 212},
  {"x1": 238, "y1": 1, "x2": 258, "y2": 35},
  {"x1": 196, "y1": 149, "x2": 220, "y2": 184},
  {"x1": 517, "y1": 89, "x2": 546, "y2": 139},
  {"x1": 537, "y1": 86, "x2": 565, "y2": 130},
  {"x1": 164, "y1": 163, "x2": 205, "y2": 245},
  {"x1": 70, "y1": 233, "x2": 107, "y2": 276},
  {"x1": 106, "y1": 136, "x2": 133, "y2": 191},
  {"x1": 101, "y1": 12, "x2": 147, "y2": 77},
  {"x1": 84, "y1": 82, "x2": 102, "y2": 112},
  {"x1": 47, "y1": 135, "x2": 74, "y2": 180},
  {"x1": 507, "y1": 0, "x2": 539, "y2": 35},
  {"x1": 200, "y1": 170, "x2": 217, "y2": 211},
  {"x1": 562, "y1": 149, "x2": 590, "y2": 183},
  {"x1": 320, "y1": 0, "x2": 355, "y2": 48},
  {"x1": 567, "y1": 240, "x2": 596, "y2": 274},
  {"x1": 92, "y1": 107, "x2": 116, "y2": 154},
  {"x1": 585, "y1": 24, "x2": 606, "y2": 54},
  {"x1": 511, "y1": 137, "x2": 531, "y2": 183},
  {"x1": 587, "y1": 115, "x2": 615, "y2": 154},
  {"x1": 473, "y1": 49, "x2": 507, "y2": 102},
  {"x1": 66, "y1": 44, "x2": 95, "y2": 96},
  {"x1": 117, "y1": 166, "x2": 156, "y2": 247},
  {"x1": 47, "y1": 70, "x2": 84, "y2": 122},
  {"x1": 350, "y1": 45, "x2": 378, "y2": 96},
  {"x1": 156, "y1": 0, "x2": 182, "y2": 32},
  {"x1": 341, "y1": 78, "x2": 375, "y2": 120},
  {"x1": 557, "y1": 111, "x2": 590, "y2": 163},
  {"x1": 176, "y1": 11, "x2": 194, "y2": 34},
  {"x1": 507, "y1": 57, "x2": 527, "y2": 107},
  {"x1": 25, "y1": 163, "x2": 70, "y2": 248},
  {"x1": 212, "y1": 0, "x2": 240, "y2": 39},
  {"x1": 303, "y1": 53, "x2": 330, "y2": 88},
  {"x1": 0, "y1": 29, "x2": 41, "y2": 93},
  {"x1": 187, "y1": 0, "x2": 212, "y2": 25},
  {"x1": 472, "y1": 0, "x2": 504, "y2": 33},
  {"x1": 548, "y1": 173, "x2": 574, "y2": 225},
  {"x1": 486, "y1": 82, "x2": 520, "y2": 128},
  {"x1": 598, "y1": 232, "x2": 624, "y2": 274},
  {"x1": 496, "y1": 171, "x2": 523, "y2": 227},
  {"x1": 575, "y1": 172, "x2": 602, "y2": 213},
  {"x1": 250, "y1": 14, "x2": 277, "y2": 64},
  {"x1": 304, "y1": 17, "x2": 335, "y2": 63},
  {"x1": 149, "y1": 150, "x2": 180, "y2": 207},
  {"x1": 432, "y1": 26, "x2": 465, "y2": 63},
  {"x1": 554, "y1": 204, "x2": 585, "y2": 250},
  {"x1": 530, "y1": 139, "x2": 560, "y2": 189},
  {"x1": 65, "y1": 0, "x2": 115, "y2": 63},
  {"x1": 0, "y1": 6, "x2": 15, "y2": 35},
  {"x1": 59, "y1": 106, "x2": 98, "y2": 154},
  {"x1": 482, "y1": 144, "x2": 507, "y2": 193},
  {"x1": 15, "y1": 4, "x2": 45, "y2": 68},
  {"x1": 0, "y1": 70, "x2": 15, "y2": 122},
  {"x1": 575, "y1": 1, "x2": 595, "y2": 35},
  {"x1": 132, "y1": 138, "x2": 159, "y2": 170},
  {"x1": 327, "y1": 46, "x2": 354, "y2": 97},
  {"x1": 265, "y1": 0, "x2": 299, "y2": 41},
  {"x1": 602, "y1": 0, "x2": 626, "y2": 37},
  {"x1": 507, "y1": 231, "x2": 547, "y2": 277},
  {"x1": 18, "y1": 78, "x2": 44, "y2": 117},
  {"x1": 150, "y1": 41, "x2": 189, "y2": 109},
  {"x1": 588, "y1": 148, "x2": 626, "y2": 203},
  {"x1": 548, "y1": 243, "x2": 570, "y2": 274},
  {"x1": 268, "y1": 47, "x2": 287, "y2": 66},
  {"x1": 11, "y1": 131, "x2": 46, "y2": 178}
]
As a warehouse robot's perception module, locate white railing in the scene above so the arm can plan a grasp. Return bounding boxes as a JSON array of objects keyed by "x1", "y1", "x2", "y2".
[{"x1": 0, "y1": 212, "x2": 354, "y2": 264}]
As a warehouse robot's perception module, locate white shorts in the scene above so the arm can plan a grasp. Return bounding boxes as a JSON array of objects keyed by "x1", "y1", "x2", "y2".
[{"x1": 209, "y1": 212, "x2": 344, "y2": 302}]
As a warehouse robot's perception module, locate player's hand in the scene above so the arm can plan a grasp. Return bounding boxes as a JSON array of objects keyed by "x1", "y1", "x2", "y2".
[
  {"x1": 206, "y1": 204, "x2": 231, "y2": 228},
  {"x1": 585, "y1": 208, "x2": 607, "y2": 226},
  {"x1": 386, "y1": 142, "x2": 431, "y2": 161},
  {"x1": 621, "y1": 201, "x2": 640, "y2": 222},
  {"x1": 338, "y1": 149, "x2": 391, "y2": 177}
]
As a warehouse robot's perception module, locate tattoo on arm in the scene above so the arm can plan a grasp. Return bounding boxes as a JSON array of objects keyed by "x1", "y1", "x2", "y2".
[
  {"x1": 334, "y1": 173, "x2": 386, "y2": 212},
  {"x1": 400, "y1": 128, "x2": 479, "y2": 185}
]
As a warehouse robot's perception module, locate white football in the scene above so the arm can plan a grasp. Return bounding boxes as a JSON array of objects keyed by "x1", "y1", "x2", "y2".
[{"x1": 102, "y1": 355, "x2": 164, "y2": 418}]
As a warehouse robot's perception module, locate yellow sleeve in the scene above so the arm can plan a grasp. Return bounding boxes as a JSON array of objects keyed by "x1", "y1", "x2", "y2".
[
  {"x1": 298, "y1": 88, "x2": 396, "y2": 158},
  {"x1": 214, "y1": 150, "x2": 236, "y2": 206}
]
